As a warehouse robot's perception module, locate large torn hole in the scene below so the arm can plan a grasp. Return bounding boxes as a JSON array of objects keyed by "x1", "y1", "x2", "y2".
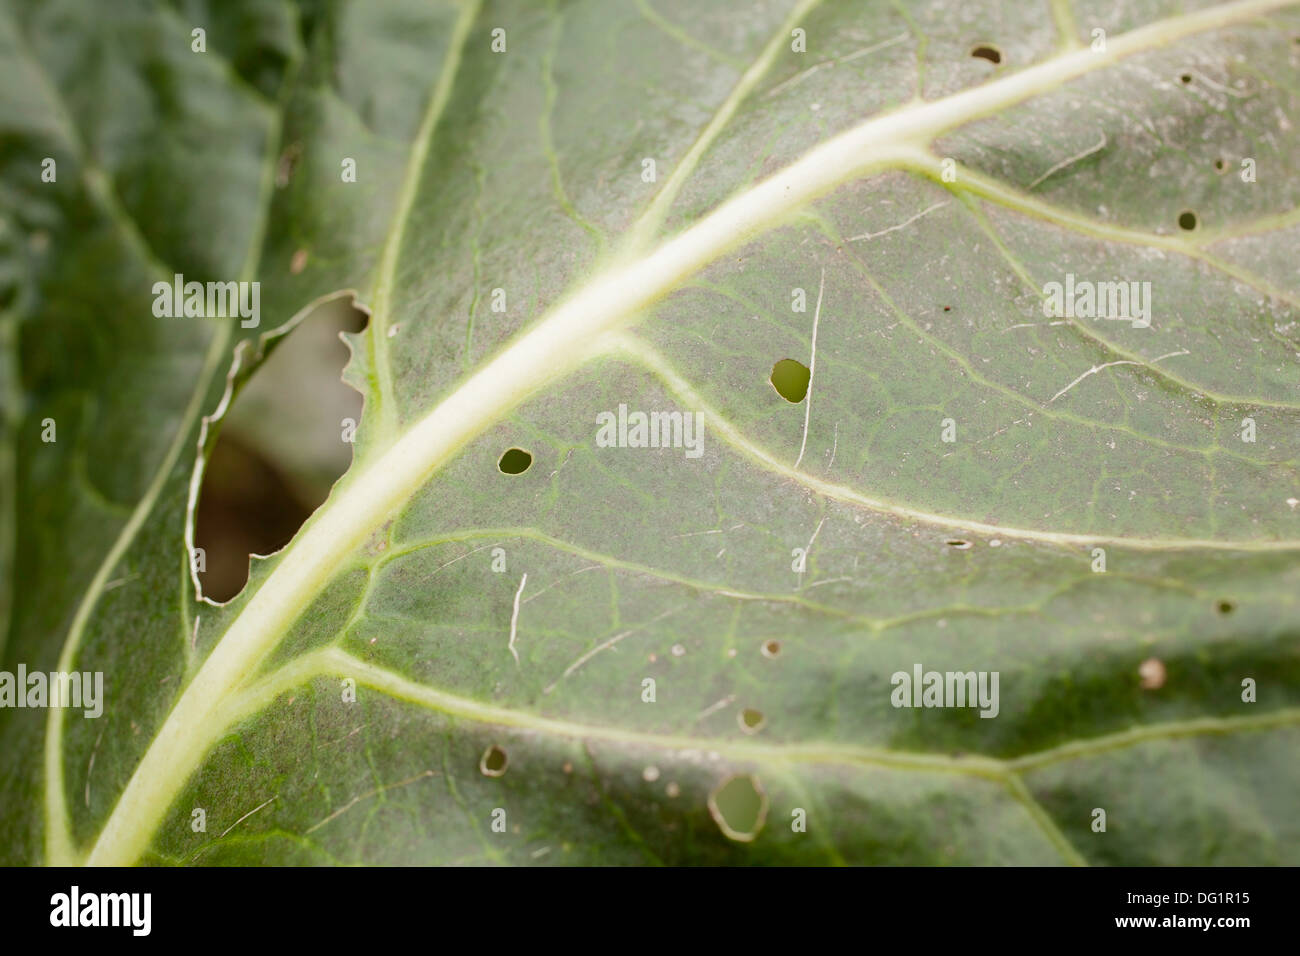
[
  {"x1": 194, "y1": 294, "x2": 367, "y2": 602},
  {"x1": 708, "y1": 774, "x2": 768, "y2": 842}
]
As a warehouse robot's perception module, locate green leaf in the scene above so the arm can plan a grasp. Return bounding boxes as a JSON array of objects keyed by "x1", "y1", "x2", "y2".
[{"x1": 3, "y1": 0, "x2": 1300, "y2": 866}]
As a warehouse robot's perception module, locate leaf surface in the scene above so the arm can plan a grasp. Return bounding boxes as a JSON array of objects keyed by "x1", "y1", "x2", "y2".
[{"x1": 3, "y1": 0, "x2": 1299, "y2": 865}]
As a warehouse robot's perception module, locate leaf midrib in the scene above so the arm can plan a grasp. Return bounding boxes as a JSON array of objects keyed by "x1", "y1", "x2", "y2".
[{"x1": 77, "y1": 0, "x2": 1297, "y2": 866}]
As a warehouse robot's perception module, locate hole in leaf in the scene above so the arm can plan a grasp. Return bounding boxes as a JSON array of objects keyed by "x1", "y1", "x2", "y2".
[
  {"x1": 1180, "y1": 72, "x2": 1193, "y2": 84},
  {"x1": 769, "y1": 358, "x2": 810, "y2": 403},
  {"x1": 480, "y1": 744, "x2": 508, "y2": 777},
  {"x1": 498, "y1": 447, "x2": 533, "y2": 474},
  {"x1": 1178, "y1": 210, "x2": 1198, "y2": 231},
  {"x1": 708, "y1": 774, "x2": 768, "y2": 842},
  {"x1": 1214, "y1": 158, "x2": 1225, "y2": 172},
  {"x1": 970, "y1": 44, "x2": 1002, "y2": 64},
  {"x1": 739, "y1": 708, "x2": 766, "y2": 733},
  {"x1": 1216, "y1": 600, "x2": 1235, "y2": 615},
  {"x1": 194, "y1": 294, "x2": 367, "y2": 602},
  {"x1": 945, "y1": 538, "x2": 973, "y2": 550},
  {"x1": 761, "y1": 639, "x2": 782, "y2": 658}
]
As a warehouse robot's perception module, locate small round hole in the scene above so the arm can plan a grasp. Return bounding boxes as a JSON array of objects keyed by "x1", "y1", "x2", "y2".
[
  {"x1": 1177, "y1": 210, "x2": 1198, "y2": 231},
  {"x1": 971, "y1": 44, "x2": 1002, "y2": 64},
  {"x1": 497, "y1": 447, "x2": 533, "y2": 474},
  {"x1": 761, "y1": 639, "x2": 782, "y2": 659},
  {"x1": 945, "y1": 538, "x2": 973, "y2": 550},
  {"x1": 480, "y1": 744, "x2": 508, "y2": 777},
  {"x1": 1213, "y1": 158, "x2": 1225, "y2": 172},
  {"x1": 769, "y1": 358, "x2": 811, "y2": 403},
  {"x1": 1216, "y1": 600, "x2": 1235, "y2": 615},
  {"x1": 739, "y1": 708, "x2": 766, "y2": 733},
  {"x1": 1138, "y1": 657, "x2": 1166, "y2": 690},
  {"x1": 1180, "y1": 73, "x2": 1192, "y2": 84}
]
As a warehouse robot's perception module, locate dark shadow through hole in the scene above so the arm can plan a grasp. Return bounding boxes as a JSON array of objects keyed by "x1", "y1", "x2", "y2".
[
  {"x1": 480, "y1": 744, "x2": 508, "y2": 776},
  {"x1": 1217, "y1": 600, "x2": 1235, "y2": 615},
  {"x1": 770, "y1": 358, "x2": 811, "y2": 403},
  {"x1": 1178, "y1": 210, "x2": 1198, "y2": 230},
  {"x1": 498, "y1": 447, "x2": 533, "y2": 474},
  {"x1": 971, "y1": 44, "x2": 1002, "y2": 64},
  {"x1": 195, "y1": 296, "x2": 368, "y2": 602}
]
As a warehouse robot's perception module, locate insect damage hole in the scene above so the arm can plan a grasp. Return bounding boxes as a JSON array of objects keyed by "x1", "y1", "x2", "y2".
[
  {"x1": 480, "y1": 745, "x2": 508, "y2": 777},
  {"x1": 497, "y1": 447, "x2": 533, "y2": 474},
  {"x1": 194, "y1": 294, "x2": 367, "y2": 603},
  {"x1": 1216, "y1": 599, "x2": 1235, "y2": 615},
  {"x1": 945, "y1": 538, "x2": 973, "y2": 550},
  {"x1": 738, "y1": 708, "x2": 766, "y2": 734},
  {"x1": 1214, "y1": 158, "x2": 1226, "y2": 173},
  {"x1": 1178, "y1": 210, "x2": 1198, "y2": 231},
  {"x1": 970, "y1": 44, "x2": 1002, "y2": 64},
  {"x1": 761, "y1": 639, "x2": 782, "y2": 658},
  {"x1": 769, "y1": 358, "x2": 810, "y2": 403},
  {"x1": 708, "y1": 774, "x2": 768, "y2": 842},
  {"x1": 1138, "y1": 657, "x2": 1166, "y2": 690}
]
